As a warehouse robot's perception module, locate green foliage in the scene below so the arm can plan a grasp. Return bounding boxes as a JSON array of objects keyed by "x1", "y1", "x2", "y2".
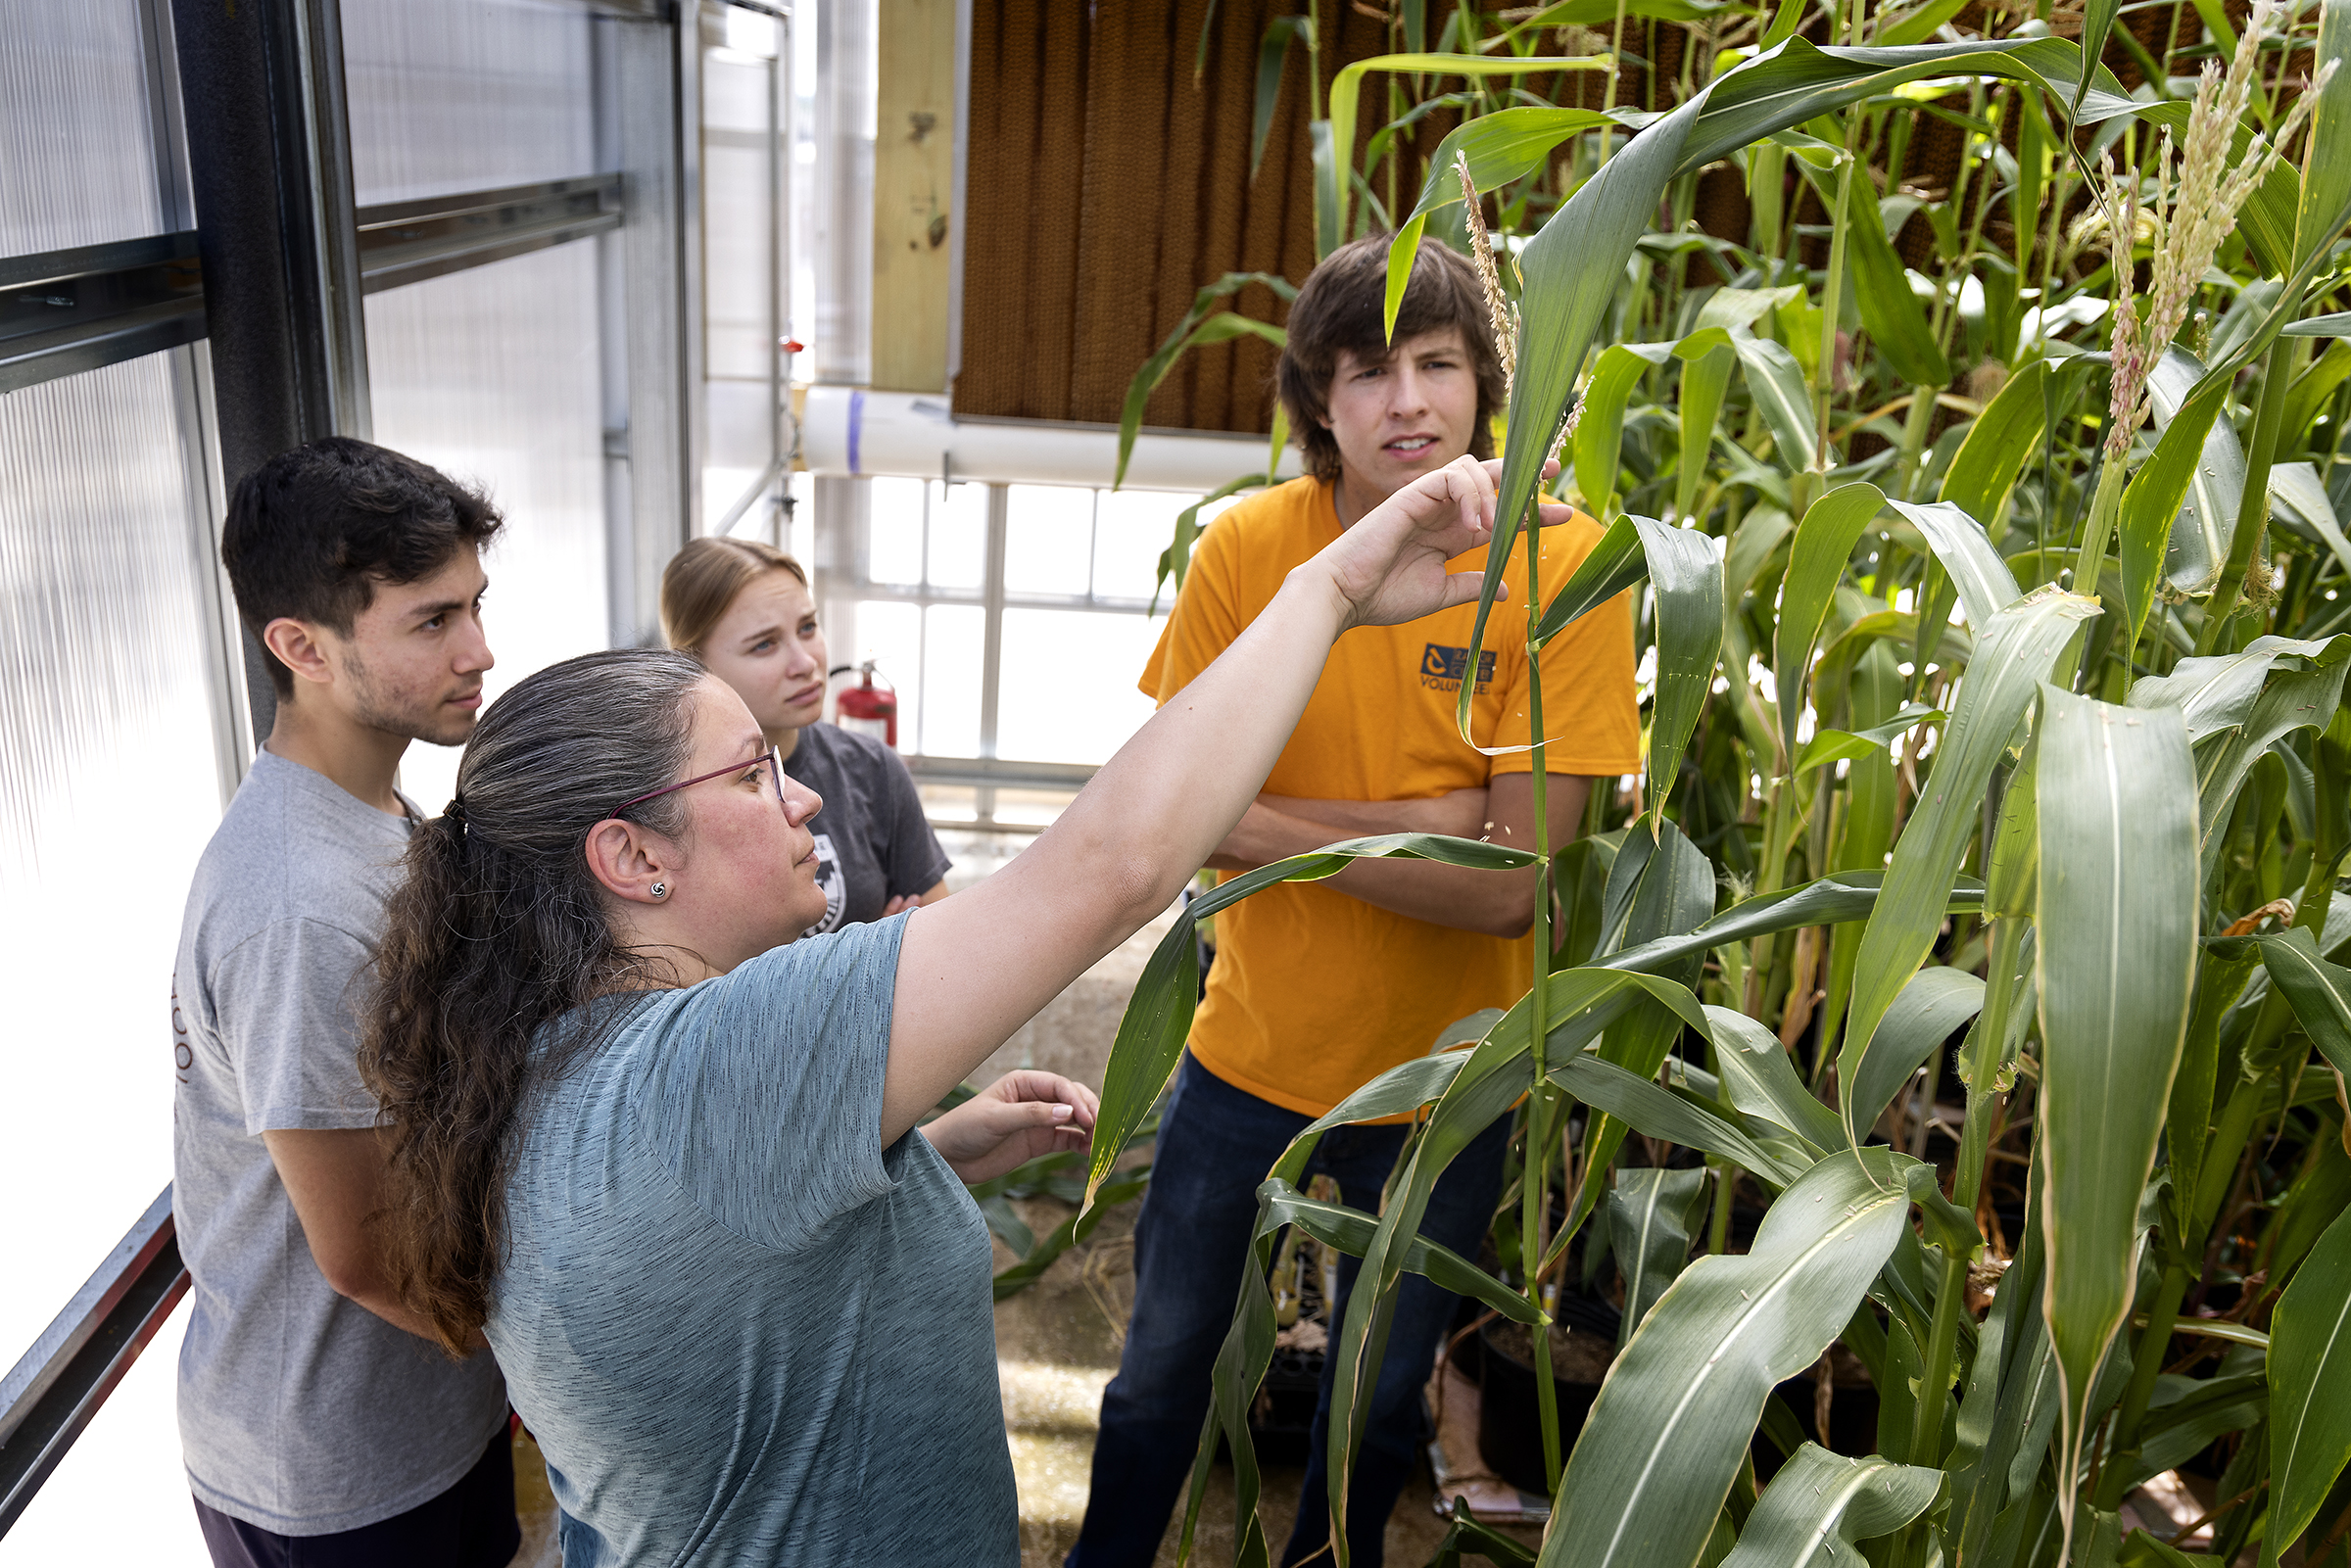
[{"x1": 1099, "y1": 1, "x2": 2351, "y2": 1561}]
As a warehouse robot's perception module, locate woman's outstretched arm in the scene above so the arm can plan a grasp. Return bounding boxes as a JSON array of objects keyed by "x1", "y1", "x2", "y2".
[{"x1": 882, "y1": 454, "x2": 1559, "y2": 1142}]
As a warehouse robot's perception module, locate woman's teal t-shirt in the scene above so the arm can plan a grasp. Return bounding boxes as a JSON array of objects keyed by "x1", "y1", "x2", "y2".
[{"x1": 485, "y1": 916, "x2": 1017, "y2": 1566}]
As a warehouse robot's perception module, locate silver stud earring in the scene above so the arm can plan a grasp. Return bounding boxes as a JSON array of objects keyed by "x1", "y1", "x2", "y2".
[{"x1": 650, "y1": 881, "x2": 668, "y2": 900}]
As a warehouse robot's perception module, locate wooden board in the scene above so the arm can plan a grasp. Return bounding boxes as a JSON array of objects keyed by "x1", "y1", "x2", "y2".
[{"x1": 872, "y1": 0, "x2": 955, "y2": 393}]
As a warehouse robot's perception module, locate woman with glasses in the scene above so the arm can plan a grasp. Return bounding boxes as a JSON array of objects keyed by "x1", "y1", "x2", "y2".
[
  {"x1": 357, "y1": 454, "x2": 1549, "y2": 1566},
  {"x1": 660, "y1": 536, "x2": 949, "y2": 933}
]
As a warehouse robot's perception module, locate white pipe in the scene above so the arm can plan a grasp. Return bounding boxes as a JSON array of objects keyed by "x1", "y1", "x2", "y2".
[{"x1": 800, "y1": 385, "x2": 1304, "y2": 493}]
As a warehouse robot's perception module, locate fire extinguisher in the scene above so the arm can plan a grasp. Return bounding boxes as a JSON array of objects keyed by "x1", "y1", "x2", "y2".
[{"x1": 832, "y1": 661, "x2": 897, "y2": 749}]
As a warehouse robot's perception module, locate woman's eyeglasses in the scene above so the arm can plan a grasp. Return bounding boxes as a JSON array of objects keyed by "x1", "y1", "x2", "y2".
[{"x1": 609, "y1": 746, "x2": 785, "y2": 819}]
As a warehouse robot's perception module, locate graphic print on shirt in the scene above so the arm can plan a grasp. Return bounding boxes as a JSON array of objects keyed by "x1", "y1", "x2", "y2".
[
  {"x1": 1419, "y1": 643, "x2": 1498, "y2": 695},
  {"x1": 802, "y1": 831, "x2": 845, "y2": 937}
]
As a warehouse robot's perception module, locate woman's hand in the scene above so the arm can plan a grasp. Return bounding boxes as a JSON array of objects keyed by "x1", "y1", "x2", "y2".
[
  {"x1": 1313, "y1": 453, "x2": 1573, "y2": 631},
  {"x1": 923, "y1": 1069, "x2": 1100, "y2": 1185}
]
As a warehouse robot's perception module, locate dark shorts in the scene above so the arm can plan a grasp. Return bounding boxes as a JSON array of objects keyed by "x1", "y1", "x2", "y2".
[{"x1": 193, "y1": 1425, "x2": 520, "y2": 1568}]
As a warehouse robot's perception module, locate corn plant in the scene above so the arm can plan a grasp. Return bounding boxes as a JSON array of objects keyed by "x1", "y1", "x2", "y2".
[{"x1": 1094, "y1": 1, "x2": 2351, "y2": 1563}]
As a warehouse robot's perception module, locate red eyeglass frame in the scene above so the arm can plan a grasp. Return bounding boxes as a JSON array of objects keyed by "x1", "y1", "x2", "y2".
[{"x1": 608, "y1": 746, "x2": 784, "y2": 819}]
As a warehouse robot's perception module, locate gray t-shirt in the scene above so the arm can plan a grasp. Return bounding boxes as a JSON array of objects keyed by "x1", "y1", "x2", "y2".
[
  {"x1": 487, "y1": 916, "x2": 1016, "y2": 1568},
  {"x1": 171, "y1": 749, "x2": 507, "y2": 1535},
  {"x1": 785, "y1": 722, "x2": 950, "y2": 934}
]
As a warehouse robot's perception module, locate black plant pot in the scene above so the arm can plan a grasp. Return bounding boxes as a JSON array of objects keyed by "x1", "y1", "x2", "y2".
[
  {"x1": 1248, "y1": 1338, "x2": 1325, "y2": 1468},
  {"x1": 1475, "y1": 1315, "x2": 1613, "y2": 1496}
]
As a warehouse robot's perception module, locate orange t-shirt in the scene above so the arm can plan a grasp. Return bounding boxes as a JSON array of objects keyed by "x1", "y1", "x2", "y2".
[{"x1": 1139, "y1": 476, "x2": 1642, "y2": 1118}]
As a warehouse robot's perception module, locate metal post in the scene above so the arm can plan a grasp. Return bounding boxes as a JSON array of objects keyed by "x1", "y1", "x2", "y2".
[
  {"x1": 595, "y1": 9, "x2": 696, "y2": 644},
  {"x1": 166, "y1": 0, "x2": 372, "y2": 740},
  {"x1": 977, "y1": 480, "x2": 1007, "y2": 823}
]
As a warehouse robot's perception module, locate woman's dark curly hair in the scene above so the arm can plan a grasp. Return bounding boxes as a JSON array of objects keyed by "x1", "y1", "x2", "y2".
[
  {"x1": 359, "y1": 648, "x2": 707, "y2": 1355},
  {"x1": 1275, "y1": 233, "x2": 1509, "y2": 485}
]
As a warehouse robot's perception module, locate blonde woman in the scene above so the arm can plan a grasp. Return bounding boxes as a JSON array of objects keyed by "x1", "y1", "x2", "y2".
[{"x1": 661, "y1": 538, "x2": 948, "y2": 930}]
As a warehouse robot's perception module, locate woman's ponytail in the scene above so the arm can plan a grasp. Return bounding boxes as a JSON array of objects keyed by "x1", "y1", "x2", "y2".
[{"x1": 360, "y1": 649, "x2": 707, "y2": 1355}]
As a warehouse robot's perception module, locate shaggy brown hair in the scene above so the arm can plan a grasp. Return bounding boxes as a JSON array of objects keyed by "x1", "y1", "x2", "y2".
[{"x1": 1275, "y1": 234, "x2": 1508, "y2": 485}]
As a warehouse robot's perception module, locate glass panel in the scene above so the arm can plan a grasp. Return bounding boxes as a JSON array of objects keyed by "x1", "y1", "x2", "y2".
[
  {"x1": 867, "y1": 476, "x2": 925, "y2": 587},
  {"x1": 1003, "y1": 484, "x2": 1093, "y2": 596},
  {"x1": 920, "y1": 604, "x2": 984, "y2": 757},
  {"x1": 845, "y1": 598, "x2": 921, "y2": 749},
  {"x1": 703, "y1": 47, "x2": 779, "y2": 382},
  {"x1": 994, "y1": 609, "x2": 1160, "y2": 766},
  {"x1": 0, "y1": 353, "x2": 221, "y2": 1448},
  {"x1": 364, "y1": 243, "x2": 607, "y2": 813},
  {"x1": 1093, "y1": 489, "x2": 1190, "y2": 602},
  {"x1": 926, "y1": 481, "x2": 987, "y2": 591},
  {"x1": 341, "y1": 0, "x2": 595, "y2": 207},
  {"x1": 0, "y1": 0, "x2": 173, "y2": 253}
]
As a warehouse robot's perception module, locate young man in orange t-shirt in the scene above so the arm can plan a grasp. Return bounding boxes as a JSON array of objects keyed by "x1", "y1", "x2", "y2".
[{"x1": 1068, "y1": 239, "x2": 1640, "y2": 1567}]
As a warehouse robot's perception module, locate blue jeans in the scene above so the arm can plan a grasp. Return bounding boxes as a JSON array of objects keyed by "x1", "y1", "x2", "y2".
[{"x1": 1068, "y1": 1054, "x2": 1511, "y2": 1568}]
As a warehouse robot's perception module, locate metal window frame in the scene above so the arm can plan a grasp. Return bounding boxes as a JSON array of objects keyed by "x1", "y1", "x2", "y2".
[
  {"x1": 0, "y1": 1190, "x2": 188, "y2": 1537},
  {"x1": 840, "y1": 476, "x2": 1182, "y2": 826}
]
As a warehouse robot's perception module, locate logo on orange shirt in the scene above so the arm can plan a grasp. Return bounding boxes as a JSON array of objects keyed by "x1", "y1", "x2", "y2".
[{"x1": 1420, "y1": 643, "x2": 1497, "y2": 695}]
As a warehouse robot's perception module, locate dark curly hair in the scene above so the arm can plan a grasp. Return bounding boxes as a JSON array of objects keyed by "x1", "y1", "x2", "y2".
[
  {"x1": 359, "y1": 648, "x2": 705, "y2": 1355},
  {"x1": 1275, "y1": 234, "x2": 1509, "y2": 485}
]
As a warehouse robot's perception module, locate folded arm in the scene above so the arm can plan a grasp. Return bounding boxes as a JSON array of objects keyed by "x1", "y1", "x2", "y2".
[{"x1": 1207, "y1": 771, "x2": 1595, "y2": 937}]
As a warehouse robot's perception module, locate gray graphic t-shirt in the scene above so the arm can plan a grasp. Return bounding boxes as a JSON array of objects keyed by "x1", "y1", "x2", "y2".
[
  {"x1": 784, "y1": 722, "x2": 950, "y2": 934},
  {"x1": 171, "y1": 749, "x2": 507, "y2": 1534},
  {"x1": 488, "y1": 917, "x2": 1017, "y2": 1567}
]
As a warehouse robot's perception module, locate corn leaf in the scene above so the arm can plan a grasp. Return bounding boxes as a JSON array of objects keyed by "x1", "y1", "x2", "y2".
[
  {"x1": 2263, "y1": 1204, "x2": 2351, "y2": 1567},
  {"x1": 1599, "y1": 869, "x2": 1986, "y2": 977},
  {"x1": 2291, "y1": 0, "x2": 2351, "y2": 277},
  {"x1": 1794, "y1": 703, "x2": 1943, "y2": 777},
  {"x1": 1716, "y1": 1444, "x2": 1945, "y2": 1568},
  {"x1": 2271, "y1": 462, "x2": 2351, "y2": 585},
  {"x1": 2142, "y1": 348, "x2": 2247, "y2": 602},
  {"x1": 1383, "y1": 106, "x2": 1621, "y2": 340},
  {"x1": 1534, "y1": 511, "x2": 1648, "y2": 641},
  {"x1": 2252, "y1": 926, "x2": 2351, "y2": 1082},
  {"x1": 1705, "y1": 1005, "x2": 1845, "y2": 1155},
  {"x1": 1575, "y1": 343, "x2": 1676, "y2": 516},
  {"x1": 1474, "y1": 38, "x2": 2129, "y2": 736},
  {"x1": 1317, "y1": 963, "x2": 1714, "y2": 1565},
  {"x1": 1550, "y1": 1049, "x2": 1813, "y2": 1187},
  {"x1": 1250, "y1": 16, "x2": 1313, "y2": 179},
  {"x1": 1940, "y1": 357, "x2": 2049, "y2": 532},
  {"x1": 1326, "y1": 53, "x2": 1609, "y2": 256},
  {"x1": 2134, "y1": 635, "x2": 2351, "y2": 884},
  {"x1": 1734, "y1": 334, "x2": 1820, "y2": 473},
  {"x1": 1677, "y1": 334, "x2": 1739, "y2": 522},
  {"x1": 1114, "y1": 271, "x2": 1298, "y2": 490},
  {"x1": 1536, "y1": 1148, "x2": 1922, "y2": 1568},
  {"x1": 1774, "y1": 483, "x2": 1888, "y2": 766},
  {"x1": 1608, "y1": 1166, "x2": 1711, "y2": 1342},
  {"x1": 2034, "y1": 686, "x2": 2199, "y2": 1547},
  {"x1": 1887, "y1": 498, "x2": 2024, "y2": 629},
  {"x1": 1842, "y1": 964, "x2": 1987, "y2": 1149},
  {"x1": 1632, "y1": 515, "x2": 1727, "y2": 826},
  {"x1": 1840, "y1": 592, "x2": 2096, "y2": 1111},
  {"x1": 1846, "y1": 170, "x2": 1950, "y2": 388}
]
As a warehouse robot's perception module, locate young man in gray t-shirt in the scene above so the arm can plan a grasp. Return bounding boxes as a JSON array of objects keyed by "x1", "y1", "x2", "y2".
[{"x1": 171, "y1": 438, "x2": 515, "y2": 1564}]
